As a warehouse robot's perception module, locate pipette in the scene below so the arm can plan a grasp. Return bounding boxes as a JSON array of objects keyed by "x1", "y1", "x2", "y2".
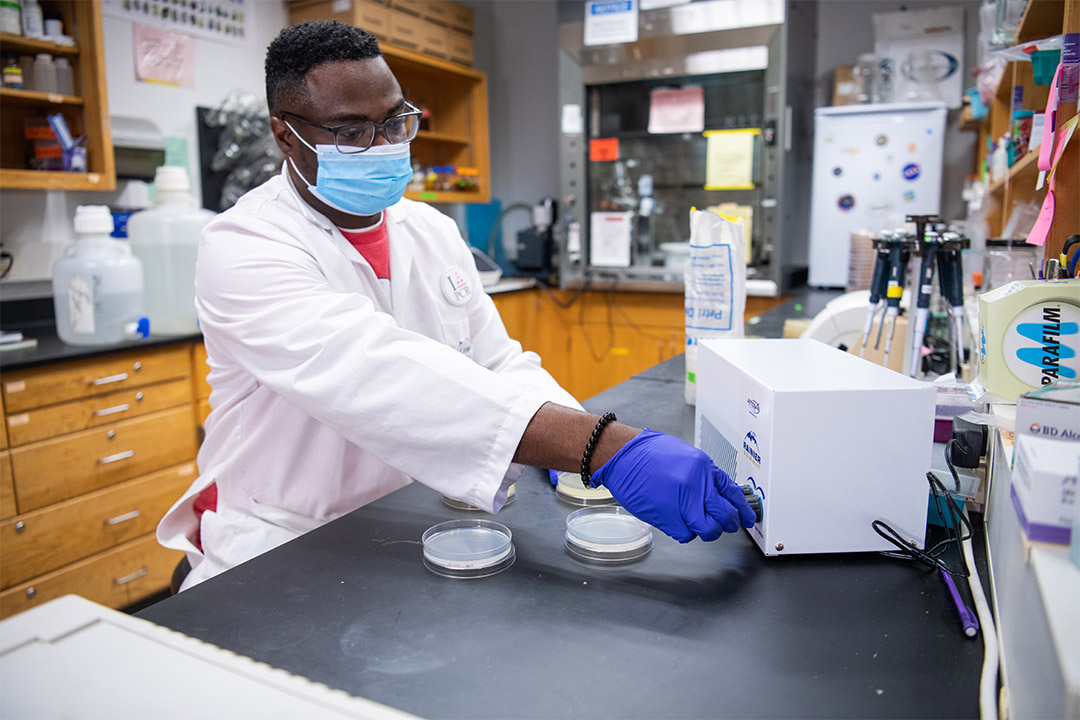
[
  {"x1": 881, "y1": 233, "x2": 911, "y2": 368},
  {"x1": 908, "y1": 229, "x2": 940, "y2": 377},
  {"x1": 859, "y1": 232, "x2": 893, "y2": 357},
  {"x1": 939, "y1": 232, "x2": 966, "y2": 375}
]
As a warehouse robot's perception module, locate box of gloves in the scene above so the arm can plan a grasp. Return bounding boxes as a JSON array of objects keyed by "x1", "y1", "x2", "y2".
[{"x1": 695, "y1": 338, "x2": 936, "y2": 556}]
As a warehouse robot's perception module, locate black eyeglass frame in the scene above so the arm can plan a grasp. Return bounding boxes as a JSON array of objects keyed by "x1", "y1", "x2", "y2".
[{"x1": 280, "y1": 101, "x2": 422, "y2": 153}]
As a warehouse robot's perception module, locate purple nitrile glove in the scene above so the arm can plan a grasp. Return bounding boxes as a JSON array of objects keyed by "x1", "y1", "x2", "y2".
[{"x1": 590, "y1": 429, "x2": 756, "y2": 543}]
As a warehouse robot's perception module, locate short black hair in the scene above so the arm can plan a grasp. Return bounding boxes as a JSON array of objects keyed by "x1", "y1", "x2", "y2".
[{"x1": 265, "y1": 20, "x2": 382, "y2": 116}]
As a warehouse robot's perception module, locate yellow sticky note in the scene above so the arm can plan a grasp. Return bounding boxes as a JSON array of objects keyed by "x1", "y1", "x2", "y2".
[{"x1": 704, "y1": 129, "x2": 759, "y2": 190}]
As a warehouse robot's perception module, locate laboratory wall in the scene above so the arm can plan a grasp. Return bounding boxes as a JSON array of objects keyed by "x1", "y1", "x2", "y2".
[
  {"x1": 814, "y1": 0, "x2": 984, "y2": 222},
  {"x1": 0, "y1": 2, "x2": 287, "y2": 291}
]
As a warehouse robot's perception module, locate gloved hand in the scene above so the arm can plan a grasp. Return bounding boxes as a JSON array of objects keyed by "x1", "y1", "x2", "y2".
[
  {"x1": 590, "y1": 429, "x2": 756, "y2": 543},
  {"x1": 548, "y1": 469, "x2": 560, "y2": 487}
]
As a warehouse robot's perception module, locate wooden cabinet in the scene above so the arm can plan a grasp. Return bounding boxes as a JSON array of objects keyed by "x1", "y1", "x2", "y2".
[
  {"x1": 0, "y1": 344, "x2": 199, "y2": 618},
  {"x1": 978, "y1": 0, "x2": 1078, "y2": 263},
  {"x1": 0, "y1": 0, "x2": 115, "y2": 191},
  {"x1": 287, "y1": 3, "x2": 490, "y2": 204}
]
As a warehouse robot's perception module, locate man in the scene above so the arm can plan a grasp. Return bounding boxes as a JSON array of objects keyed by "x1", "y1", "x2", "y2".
[{"x1": 158, "y1": 20, "x2": 754, "y2": 590}]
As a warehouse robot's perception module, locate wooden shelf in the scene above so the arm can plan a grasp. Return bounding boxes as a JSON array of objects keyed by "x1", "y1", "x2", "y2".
[
  {"x1": 1016, "y1": 0, "x2": 1065, "y2": 43},
  {"x1": 417, "y1": 130, "x2": 469, "y2": 145},
  {"x1": 0, "y1": 32, "x2": 79, "y2": 55},
  {"x1": 0, "y1": 168, "x2": 111, "y2": 191},
  {"x1": 0, "y1": 88, "x2": 83, "y2": 106},
  {"x1": 988, "y1": 149, "x2": 1041, "y2": 195}
]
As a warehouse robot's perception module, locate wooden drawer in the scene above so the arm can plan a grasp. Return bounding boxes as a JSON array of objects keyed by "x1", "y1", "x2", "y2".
[
  {"x1": 0, "y1": 451, "x2": 14, "y2": 520},
  {"x1": 0, "y1": 462, "x2": 195, "y2": 590},
  {"x1": 6, "y1": 378, "x2": 194, "y2": 446},
  {"x1": 9, "y1": 407, "x2": 198, "y2": 512},
  {"x1": 1, "y1": 400, "x2": 7, "y2": 450},
  {"x1": 0, "y1": 534, "x2": 184, "y2": 619},
  {"x1": 193, "y1": 343, "x2": 210, "y2": 400},
  {"x1": 1, "y1": 345, "x2": 191, "y2": 413}
]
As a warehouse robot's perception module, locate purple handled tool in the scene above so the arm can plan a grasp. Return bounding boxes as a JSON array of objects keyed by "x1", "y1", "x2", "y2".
[{"x1": 940, "y1": 567, "x2": 979, "y2": 638}]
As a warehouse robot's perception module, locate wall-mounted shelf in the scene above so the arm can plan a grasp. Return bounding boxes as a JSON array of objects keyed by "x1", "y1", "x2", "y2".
[{"x1": 0, "y1": 0, "x2": 114, "y2": 192}]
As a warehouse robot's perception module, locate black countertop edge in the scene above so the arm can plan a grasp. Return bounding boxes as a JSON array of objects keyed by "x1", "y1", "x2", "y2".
[{"x1": 0, "y1": 322, "x2": 202, "y2": 372}]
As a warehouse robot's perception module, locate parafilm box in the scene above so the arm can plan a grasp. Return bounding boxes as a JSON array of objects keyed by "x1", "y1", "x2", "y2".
[{"x1": 977, "y1": 279, "x2": 1080, "y2": 402}]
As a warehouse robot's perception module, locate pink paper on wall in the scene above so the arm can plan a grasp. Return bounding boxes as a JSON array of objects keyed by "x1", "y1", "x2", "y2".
[
  {"x1": 1027, "y1": 114, "x2": 1077, "y2": 246},
  {"x1": 1037, "y1": 64, "x2": 1061, "y2": 173},
  {"x1": 133, "y1": 23, "x2": 195, "y2": 89}
]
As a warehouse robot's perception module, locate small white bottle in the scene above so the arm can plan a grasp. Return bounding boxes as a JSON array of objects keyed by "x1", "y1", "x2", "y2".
[
  {"x1": 0, "y1": 0, "x2": 21, "y2": 35},
  {"x1": 32, "y1": 52, "x2": 55, "y2": 93},
  {"x1": 19, "y1": 0, "x2": 42, "y2": 38},
  {"x1": 52, "y1": 206, "x2": 146, "y2": 346},
  {"x1": 53, "y1": 56, "x2": 72, "y2": 95}
]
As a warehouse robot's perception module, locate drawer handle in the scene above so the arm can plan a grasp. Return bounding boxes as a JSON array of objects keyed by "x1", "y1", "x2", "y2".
[
  {"x1": 114, "y1": 566, "x2": 149, "y2": 585},
  {"x1": 104, "y1": 509, "x2": 142, "y2": 526},
  {"x1": 95, "y1": 403, "x2": 131, "y2": 417},
  {"x1": 93, "y1": 373, "x2": 129, "y2": 386},
  {"x1": 99, "y1": 450, "x2": 135, "y2": 465}
]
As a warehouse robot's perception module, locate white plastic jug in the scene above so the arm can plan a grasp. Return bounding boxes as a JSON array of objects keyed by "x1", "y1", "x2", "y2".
[
  {"x1": 126, "y1": 166, "x2": 216, "y2": 335},
  {"x1": 52, "y1": 206, "x2": 146, "y2": 346}
]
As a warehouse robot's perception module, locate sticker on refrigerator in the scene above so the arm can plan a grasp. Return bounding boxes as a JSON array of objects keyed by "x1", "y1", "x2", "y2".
[
  {"x1": 589, "y1": 138, "x2": 619, "y2": 162},
  {"x1": 904, "y1": 190, "x2": 916, "y2": 202},
  {"x1": 902, "y1": 163, "x2": 921, "y2": 180},
  {"x1": 876, "y1": 135, "x2": 888, "y2": 146},
  {"x1": 838, "y1": 195, "x2": 855, "y2": 211},
  {"x1": 868, "y1": 200, "x2": 893, "y2": 217},
  {"x1": 832, "y1": 166, "x2": 843, "y2": 176}
]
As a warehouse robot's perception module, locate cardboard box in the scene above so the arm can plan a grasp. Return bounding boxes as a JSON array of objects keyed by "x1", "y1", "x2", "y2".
[
  {"x1": 1012, "y1": 432, "x2": 1079, "y2": 545},
  {"x1": 421, "y1": 0, "x2": 452, "y2": 26},
  {"x1": 418, "y1": 22, "x2": 448, "y2": 60},
  {"x1": 448, "y1": 1, "x2": 473, "y2": 34},
  {"x1": 388, "y1": 0, "x2": 423, "y2": 17},
  {"x1": 388, "y1": 7, "x2": 423, "y2": 50},
  {"x1": 287, "y1": 0, "x2": 389, "y2": 41},
  {"x1": 447, "y1": 28, "x2": 473, "y2": 66},
  {"x1": 695, "y1": 338, "x2": 935, "y2": 556},
  {"x1": 1016, "y1": 380, "x2": 1080, "y2": 443},
  {"x1": 832, "y1": 65, "x2": 859, "y2": 106}
]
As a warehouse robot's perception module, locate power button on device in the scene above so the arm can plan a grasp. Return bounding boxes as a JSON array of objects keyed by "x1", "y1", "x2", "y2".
[{"x1": 741, "y1": 484, "x2": 763, "y2": 523}]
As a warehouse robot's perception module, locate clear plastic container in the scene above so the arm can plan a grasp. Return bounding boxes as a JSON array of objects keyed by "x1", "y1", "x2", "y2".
[
  {"x1": 555, "y1": 471, "x2": 617, "y2": 507},
  {"x1": 19, "y1": 0, "x2": 42, "y2": 38},
  {"x1": 422, "y1": 519, "x2": 515, "y2": 578},
  {"x1": 126, "y1": 166, "x2": 216, "y2": 335},
  {"x1": 564, "y1": 506, "x2": 653, "y2": 563},
  {"x1": 0, "y1": 1, "x2": 21, "y2": 36},
  {"x1": 982, "y1": 239, "x2": 1038, "y2": 292},
  {"x1": 52, "y1": 206, "x2": 145, "y2": 346}
]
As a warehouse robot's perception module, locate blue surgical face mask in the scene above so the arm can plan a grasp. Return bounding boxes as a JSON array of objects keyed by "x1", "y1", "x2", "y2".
[{"x1": 285, "y1": 120, "x2": 412, "y2": 217}]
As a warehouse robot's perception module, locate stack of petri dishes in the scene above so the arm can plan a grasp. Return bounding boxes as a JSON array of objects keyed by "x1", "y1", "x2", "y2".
[
  {"x1": 422, "y1": 519, "x2": 516, "y2": 578},
  {"x1": 564, "y1": 506, "x2": 653, "y2": 563}
]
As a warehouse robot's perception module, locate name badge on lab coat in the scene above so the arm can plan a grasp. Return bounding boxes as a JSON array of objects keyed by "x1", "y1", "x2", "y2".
[{"x1": 441, "y1": 266, "x2": 473, "y2": 306}]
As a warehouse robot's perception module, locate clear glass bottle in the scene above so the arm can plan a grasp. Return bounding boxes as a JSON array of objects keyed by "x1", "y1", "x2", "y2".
[
  {"x1": 126, "y1": 166, "x2": 216, "y2": 335},
  {"x1": 52, "y1": 206, "x2": 146, "y2": 346},
  {"x1": 2, "y1": 57, "x2": 24, "y2": 89}
]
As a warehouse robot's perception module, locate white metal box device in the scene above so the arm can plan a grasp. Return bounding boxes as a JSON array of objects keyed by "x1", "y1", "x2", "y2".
[{"x1": 695, "y1": 339, "x2": 936, "y2": 555}]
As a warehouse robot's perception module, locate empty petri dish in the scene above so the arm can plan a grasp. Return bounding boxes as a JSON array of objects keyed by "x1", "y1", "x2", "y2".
[
  {"x1": 441, "y1": 484, "x2": 516, "y2": 511},
  {"x1": 565, "y1": 506, "x2": 653, "y2": 563},
  {"x1": 555, "y1": 472, "x2": 617, "y2": 507},
  {"x1": 423, "y1": 519, "x2": 515, "y2": 578}
]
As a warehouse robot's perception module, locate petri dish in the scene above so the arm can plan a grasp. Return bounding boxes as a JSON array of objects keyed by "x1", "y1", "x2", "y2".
[
  {"x1": 555, "y1": 472, "x2": 617, "y2": 507},
  {"x1": 422, "y1": 519, "x2": 515, "y2": 578},
  {"x1": 441, "y1": 483, "x2": 516, "y2": 511},
  {"x1": 565, "y1": 506, "x2": 653, "y2": 563}
]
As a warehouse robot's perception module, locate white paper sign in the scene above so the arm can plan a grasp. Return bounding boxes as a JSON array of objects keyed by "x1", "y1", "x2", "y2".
[
  {"x1": 590, "y1": 212, "x2": 633, "y2": 267},
  {"x1": 584, "y1": 0, "x2": 639, "y2": 47},
  {"x1": 648, "y1": 86, "x2": 704, "y2": 134},
  {"x1": 873, "y1": 7, "x2": 964, "y2": 108},
  {"x1": 561, "y1": 104, "x2": 584, "y2": 135}
]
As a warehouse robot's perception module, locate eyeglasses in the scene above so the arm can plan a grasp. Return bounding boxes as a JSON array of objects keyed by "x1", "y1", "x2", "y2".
[{"x1": 281, "y1": 101, "x2": 422, "y2": 154}]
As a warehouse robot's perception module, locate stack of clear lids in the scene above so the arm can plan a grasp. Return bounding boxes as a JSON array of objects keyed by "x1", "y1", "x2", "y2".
[{"x1": 564, "y1": 506, "x2": 653, "y2": 563}]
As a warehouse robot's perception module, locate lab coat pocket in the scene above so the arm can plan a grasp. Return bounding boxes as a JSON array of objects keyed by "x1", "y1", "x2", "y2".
[
  {"x1": 440, "y1": 315, "x2": 473, "y2": 358},
  {"x1": 249, "y1": 497, "x2": 323, "y2": 537}
]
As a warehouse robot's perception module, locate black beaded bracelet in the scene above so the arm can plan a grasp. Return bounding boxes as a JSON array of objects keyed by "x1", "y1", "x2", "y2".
[{"x1": 580, "y1": 412, "x2": 617, "y2": 488}]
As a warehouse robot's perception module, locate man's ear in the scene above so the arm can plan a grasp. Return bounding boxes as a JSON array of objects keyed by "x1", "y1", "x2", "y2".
[{"x1": 270, "y1": 116, "x2": 296, "y2": 157}]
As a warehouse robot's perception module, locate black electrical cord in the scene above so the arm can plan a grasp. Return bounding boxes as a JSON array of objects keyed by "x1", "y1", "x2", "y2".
[
  {"x1": 873, "y1": 441, "x2": 973, "y2": 577},
  {"x1": 0, "y1": 248, "x2": 12, "y2": 280}
]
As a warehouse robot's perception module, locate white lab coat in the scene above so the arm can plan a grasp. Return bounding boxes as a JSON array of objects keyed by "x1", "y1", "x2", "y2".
[{"x1": 158, "y1": 166, "x2": 581, "y2": 590}]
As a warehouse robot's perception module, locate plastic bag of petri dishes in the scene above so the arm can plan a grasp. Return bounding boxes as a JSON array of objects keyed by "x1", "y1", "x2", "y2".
[{"x1": 684, "y1": 208, "x2": 746, "y2": 404}]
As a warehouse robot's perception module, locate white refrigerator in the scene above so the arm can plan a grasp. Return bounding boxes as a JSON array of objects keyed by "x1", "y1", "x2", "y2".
[{"x1": 808, "y1": 102, "x2": 947, "y2": 288}]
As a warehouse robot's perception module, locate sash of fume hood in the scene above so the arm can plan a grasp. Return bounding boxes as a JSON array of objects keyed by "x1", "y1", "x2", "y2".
[
  {"x1": 560, "y1": 0, "x2": 783, "y2": 86},
  {"x1": 111, "y1": 115, "x2": 165, "y2": 181}
]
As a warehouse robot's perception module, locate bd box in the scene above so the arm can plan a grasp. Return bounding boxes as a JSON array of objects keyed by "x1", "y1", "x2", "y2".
[
  {"x1": 1011, "y1": 432, "x2": 1079, "y2": 545},
  {"x1": 1015, "y1": 380, "x2": 1080, "y2": 442}
]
